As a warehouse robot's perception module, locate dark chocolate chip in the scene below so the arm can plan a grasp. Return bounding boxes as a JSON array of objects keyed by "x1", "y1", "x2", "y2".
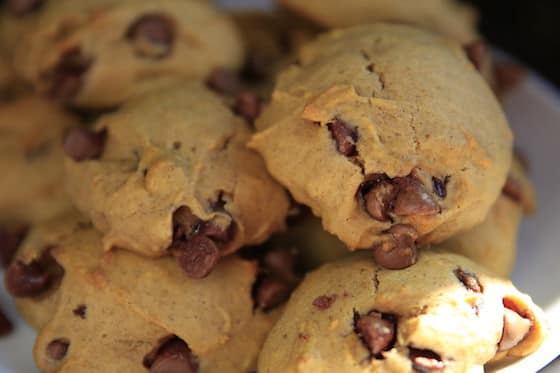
[
  {"x1": 0, "y1": 226, "x2": 26, "y2": 268},
  {"x1": 372, "y1": 224, "x2": 418, "y2": 270},
  {"x1": 5, "y1": 251, "x2": 64, "y2": 297},
  {"x1": 393, "y1": 177, "x2": 440, "y2": 217},
  {"x1": 312, "y1": 295, "x2": 337, "y2": 310},
  {"x1": 206, "y1": 69, "x2": 242, "y2": 96},
  {"x1": 464, "y1": 41, "x2": 487, "y2": 72},
  {"x1": 46, "y1": 339, "x2": 69, "y2": 360},
  {"x1": 48, "y1": 47, "x2": 92, "y2": 101},
  {"x1": 454, "y1": 268, "x2": 483, "y2": 293},
  {"x1": 502, "y1": 176, "x2": 523, "y2": 203},
  {"x1": 253, "y1": 275, "x2": 292, "y2": 311},
  {"x1": 173, "y1": 236, "x2": 220, "y2": 279},
  {"x1": 126, "y1": 13, "x2": 175, "y2": 59},
  {"x1": 409, "y1": 348, "x2": 445, "y2": 372},
  {"x1": 431, "y1": 176, "x2": 450, "y2": 199},
  {"x1": 172, "y1": 206, "x2": 202, "y2": 241},
  {"x1": 63, "y1": 127, "x2": 107, "y2": 162},
  {"x1": 233, "y1": 91, "x2": 263, "y2": 125},
  {"x1": 327, "y1": 119, "x2": 357, "y2": 157},
  {"x1": 7, "y1": 0, "x2": 44, "y2": 16},
  {"x1": 72, "y1": 304, "x2": 87, "y2": 319},
  {"x1": 144, "y1": 336, "x2": 198, "y2": 373},
  {"x1": 354, "y1": 311, "x2": 396, "y2": 357},
  {"x1": 0, "y1": 307, "x2": 13, "y2": 337},
  {"x1": 363, "y1": 180, "x2": 397, "y2": 222}
]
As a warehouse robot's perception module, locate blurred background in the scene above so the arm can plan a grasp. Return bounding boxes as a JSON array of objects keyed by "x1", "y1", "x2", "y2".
[{"x1": 465, "y1": 0, "x2": 560, "y2": 88}]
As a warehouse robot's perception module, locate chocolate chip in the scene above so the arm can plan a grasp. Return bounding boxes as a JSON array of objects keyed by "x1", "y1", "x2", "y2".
[
  {"x1": 198, "y1": 221, "x2": 233, "y2": 244},
  {"x1": 0, "y1": 307, "x2": 13, "y2": 337},
  {"x1": 312, "y1": 295, "x2": 337, "y2": 310},
  {"x1": 144, "y1": 336, "x2": 198, "y2": 373},
  {"x1": 172, "y1": 206, "x2": 202, "y2": 241},
  {"x1": 354, "y1": 311, "x2": 396, "y2": 357},
  {"x1": 431, "y1": 176, "x2": 450, "y2": 199},
  {"x1": 72, "y1": 304, "x2": 87, "y2": 319},
  {"x1": 126, "y1": 13, "x2": 175, "y2": 59},
  {"x1": 261, "y1": 247, "x2": 299, "y2": 284},
  {"x1": 372, "y1": 224, "x2": 418, "y2": 270},
  {"x1": 7, "y1": 0, "x2": 44, "y2": 16},
  {"x1": 46, "y1": 339, "x2": 69, "y2": 360},
  {"x1": 502, "y1": 176, "x2": 523, "y2": 203},
  {"x1": 5, "y1": 251, "x2": 64, "y2": 297},
  {"x1": 454, "y1": 268, "x2": 483, "y2": 293},
  {"x1": 233, "y1": 91, "x2": 263, "y2": 125},
  {"x1": 464, "y1": 41, "x2": 487, "y2": 72},
  {"x1": 206, "y1": 69, "x2": 242, "y2": 96},
  {"x1": 393, "y1": 177, "x2": 440, "y2": 216},
  {"x1": 409, "y1": 348, "x2": 445, "y2": 372},
  {"x1": 363, "y1": 178, "x2": 397, "y2": 222},
  {"x1": 327, "y1": 119, "x2": 357, "y2": 157},
  {"x1": 63, "y1": 127, "x2": 107, "y2": 162},
  {"x1": 253, "y1": 275, "x2": 292, "y2": 311},
  {"x1": 172, "y1": 236, "x2": 220, "y2": 279},
  {"x1": 0, "y1": 226, "x2": 26, "y2": 268},
  {"x1": 48, "y1": 47, "x2": 92, "y2": 101},
  {"x1": 498, "y1": 299, "x2": 532, "y2": 351}
]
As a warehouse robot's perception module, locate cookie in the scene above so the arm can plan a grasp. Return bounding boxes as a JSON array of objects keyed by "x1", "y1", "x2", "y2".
[
  {"x1": 444, "y1": 157, "x2": 536, "y2": 276},
  {"x1": 64, "y1": 83, "x2": 289, "y2": 277},
  {"x1": 5, "y1": 216, "x2": 279, "y2": 372},
  {"x1": 259, "y1": 251, "x2": 547, "y2": 373},
  {"x1": 281, "y1": 0, "x2": 479, "y2": 44},
  {"x1": 250, "y1": 24, "x2": 513, "y2": 269},
  {"x1": 13, "y1": 0, "x2": 244, "y2": 108},
  {"x1": 0, "y1": 95, "x2": 78, "y2": 227}
]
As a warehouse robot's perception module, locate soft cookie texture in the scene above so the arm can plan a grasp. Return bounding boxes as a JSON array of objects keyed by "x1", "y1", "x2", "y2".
[
  {"x1": 6, "y1": 217, "x2": 277, "y2": 373},
  {"x1": 444, "y1": 157, "x2": 536, "y2": 276},
  {"x1": 0, "y1": 95, "x2": 77, "y2": 226},
  {"x1": 259, "y1": 251, "x2": 547, "y2": 373},
  {"x1": 13, "y1": 0, "x2": 244, "y2": 108},
  {"x1": 65, "y1": 83, "x2": 289, "y2": 275},
  {"x1": 250, "y1": 24, "x2": 512, "y2": 268},
  {"x1": 281, "y1": 0, "x2": 478, "y2": 43}
]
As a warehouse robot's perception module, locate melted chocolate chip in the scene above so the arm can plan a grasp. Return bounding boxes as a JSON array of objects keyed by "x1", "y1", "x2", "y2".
[
  {"x1": 354, "y1": 311, "x2": 396, "y2": 358},
  {"x1": 0, "y1": 307, "x2": 13, "y2": 337},
  {"x1": 393, "y1": 177, "x2": 440, "y2": 216},
  {"x1": 431, "y1": 176, "x2": 450, "y2": 199},
  {"x1": 5, "y1": 251, "x2": 64, "y2": 297},
  {"x1": 408, "y1": 348, "x2": 445, "y2": 372},
  {"x1": 7, "y1": 0, "x2": 44, "y2": 17},
  {"x1": 327, "y1": 119, "x2": 357, "y2": 157},
  {"x1": 46, "y1": 339, "x2": 69, "y2": 360},
  {"x1": 206, "y1": 69, "x2": 242, "y2": 96},
  {"x1": 253, "y1": 275, "x2": 292, "y2": 311},
  {"x1": 233, "y1": 91, "x2": 263, "y2": 125},
  {"x1": 173, "y1": 236, "x2": 220, "y2": 279},
  {"x1": 464, "y1": 41, "x2": 487, "y2": 72},
  {"x1": 63, "y1": 127, "x2": 107, "y2": 162},
  {"x1": 144, "y1": 336, "x2": 198, "y2": 373},
  {"x1": 0, "y1": 226, "x2": 27, "y2": 268},
  {"x1": 312, "y1": 295, "x2": 337, "y2": 310},
  {"x1": 126, "y1": 13, "x2": 175, "y2": 59},
  {"x1": 72, "y1": 304, "x2": 87, "y2": 319},
  {"x1": 48, "y1": 47, "x2": 92, "y2": 101},
  {"x1": 372, "y1": 224, "x2": 418, "y2": 270},
  {"x1": 454, "y1": 268, "x2": 483, "y2": 293},
  {"x1": 502, "y1": 176, "x2": 523, "y2": 203},
  {"x1": 362, "y1": 178, "x2": 397, "y2": 222}
]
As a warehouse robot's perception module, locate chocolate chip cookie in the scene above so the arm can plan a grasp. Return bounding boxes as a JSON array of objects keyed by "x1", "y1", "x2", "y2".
[
  {"x1": 6, "y1": 216, "x2": 278, "y2": 373},
  {"x1": 13, "y1": 0, "x2": 245, "y2": 108},
  {"x1": 259, "y1": 251, "x2": 547, "y2": 373},
  {"x1": 250, "y1": 24, "x2": 513, "y2": 269},
  {"x1": 0, "y1": 95, "x2": 78, "y2": 226},
  {"x1": 444, "y1": 157, "x2": 536, "y2": 276},
  {"x1": 281, "y1": 0, "x2": 479, "y2": 43},
  {"x1": 64, "y1": 83, "x2": 289, "y2": 278}
]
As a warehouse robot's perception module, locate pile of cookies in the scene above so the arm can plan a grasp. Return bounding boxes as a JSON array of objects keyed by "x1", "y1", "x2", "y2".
[{"x1": 0, "y1": 0, "x2": 548, "y2": 372}]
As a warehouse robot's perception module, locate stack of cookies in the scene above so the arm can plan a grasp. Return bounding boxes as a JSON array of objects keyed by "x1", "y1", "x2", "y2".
[{"x1": 0, "y1": 0, "x2": 548, "y2": 372}]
